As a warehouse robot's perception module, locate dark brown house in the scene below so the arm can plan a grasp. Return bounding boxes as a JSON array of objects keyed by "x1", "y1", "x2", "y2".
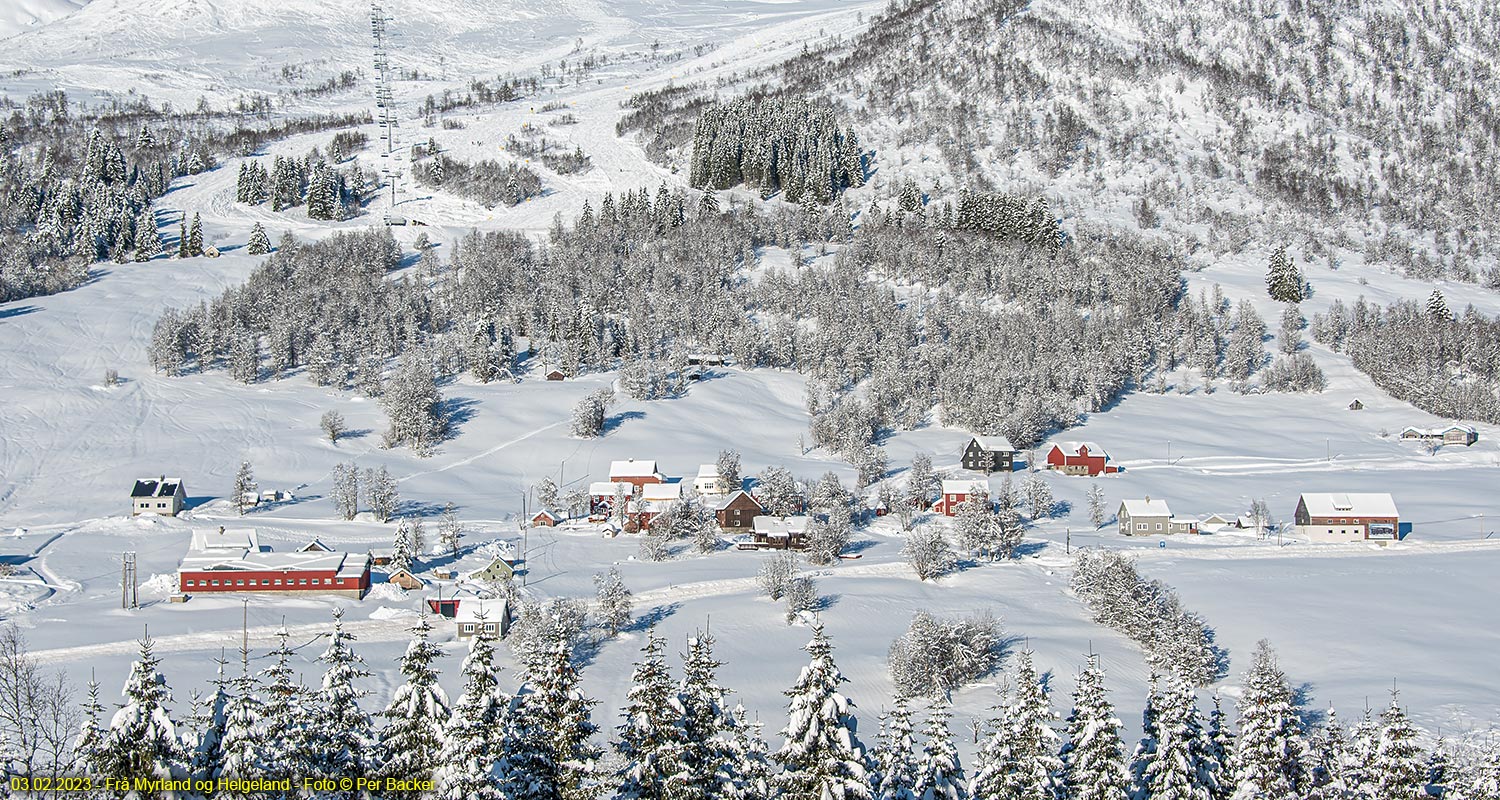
[
  {"x1": 715, "y1": 490, "x2": 765, "y2": 532},
  {"x1": 962, "y1": 436, "x2": 1017, "y2": 473}
]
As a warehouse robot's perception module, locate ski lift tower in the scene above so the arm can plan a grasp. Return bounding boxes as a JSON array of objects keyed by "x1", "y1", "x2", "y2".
[{"x1": 371, "y1": 4, "x2": 401, "y2": 210}]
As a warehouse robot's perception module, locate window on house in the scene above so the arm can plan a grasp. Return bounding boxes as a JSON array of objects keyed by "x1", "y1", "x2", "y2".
[
  {"x1": 211, "y1": 580, "x2": 220, "y2": 586},
  {"x1": 299, "y1": 579, "x2": 308, "y2": 585},
  {"x1": 185, "y1": 580, "x2": 194, "y2": 586},
  {"x1": 1156, "y1": 523, "x2": 1163, "y2": 530},
  {"x1": 1137, "y1": 523, "x2": 1147, "y2": 530}
]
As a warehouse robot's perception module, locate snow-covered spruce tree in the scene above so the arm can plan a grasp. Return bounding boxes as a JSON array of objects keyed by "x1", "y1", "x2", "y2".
[
  {"x1": 188, "y1": 212, "x2": 205, "y2": 257},
  {"x1": 232, "y1": 460, "x2": 257, "y2": 516},
  {"x1": 672, "y1": 632, "x2": 740, "y2": 800},
  {"x1": 1087, "y1": 483, "x2": 1107, "y2": 530},
  {"x1": 75, "y1": 677, "x2": 108, "y2": 778},
  {"x1": 1346, "y1": 706, "x2": 1380, "y2": 797},
  {"x1": 523, "y1": 622, "x2": 602, "y2": 800},
  {"x1": 391, "y1": 519, "x2": 415, "y2": 572},
  {"x1": 1231, "y1": 640, "x2": 1309, "y2": 800},
  {"x1": 134, "y1": 207, "x2": 162, "y2": 261},
  {"x1": 1133, "y1": 674, "x2": 1215, "y2": 800},
  {"x1": 382, "y1": 352, "x2": 448, "y2": 454},
  {"x1": 331, "y1": 462, "x2": 359, "y2": 520},
  {"x1": 364, "y1": 465, "x2": 398, "y2": 523},
  {"x1": 438, "y1": 502, "x2": 463, "y2": 557},
  {"x1": 1466, "y1": 741, "x2": 1500, "y2": 800},
  {"x1": 593, "y1": 567, "x2": 633, "y2": 637},
  {"x1": 376, "y1": 615, "x2": 450, "y2": 800},
  {"x1": 873, "y1": 694, "x2": 919, "y2": 800},
  {"x1": 904, "y1": 525, "x2": 956, "y2": 581},
  {"x1": 312, "y1": 608, "x2": 373, "y2": 793},
  {"x1": 1372, "y1": 691, "x2": 1426, "y2": 800},
  {"x1": 996, "y1": 648, "x2": 1062, "y2": 799},
  {"x1": 246, "y1": 223, "x2": 271, "y2": 256},
  {"x1": 614, "y1": 629, "x2": 679, "y2": 800},
  {"x1": 905, "y1": 453, "x2": 935, "y2": 510},
  {"x1": 1061, "y1": 653, "x2": 1129, "y2": 800},
  {"x1": 726, "y1": 706, "x2": 776, "y2": 800},
  {"x1": 775, "y1": 622, "x2": 872, "y2": 799},
  {"x1": 1304, "y1": 708, "x2": 1351, "y2": 800},
  {"x1": 258, "y1": 628, "x2": 315, "y2": 784},
  {"x1": 188, "y1": 654, "x2": 232, "y2": 781},
  {"x1": 1265, "y1": 247, "x2": 1305, "y2": 303},
  {"x1": 434, "y1": 615, "x2": 506, "y2": 800},
  {"x1": 215, "y1": 650, "x2": 265, "y2": 800},
  {"x1": 1206, "y1": 694, "x2": 1235, "y2": 800},
  {"x1": 95, "y1": 634, "x2": 185, "y2": 799},
  {"x1": 912, "y1": 697, "x2": 968, "y2": 800},
  {"x1": 1427, "y1": 290, "x2": 1452, "y2": 321}
]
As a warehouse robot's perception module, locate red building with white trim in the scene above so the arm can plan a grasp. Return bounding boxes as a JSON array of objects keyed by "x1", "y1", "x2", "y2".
[
  {"x1": 935, "y1": 479, "x2": 990, "y2": 516},
  {"x1": 179, "y1": 546, "x2": 371, "y2": 598},
  {"x1": 1045, "y1": 442, "x2": 1118, "y2": 476}
]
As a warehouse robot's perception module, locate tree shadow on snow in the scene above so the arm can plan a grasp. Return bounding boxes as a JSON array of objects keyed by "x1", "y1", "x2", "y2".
[
  {"x1": 1012, "y1": 540, "x2": 1049, "y2": 559},
  {"x1": 183, "y1": 496, "x2": 216, "y2": 511},
  {"x1": 813, "y1": 593, "x2": 839, "y2": 613},
  {"x1": 441, "y1": 397, "x2": 480, "y2": 439},
  {"x1": 603, "y1": 410, "x2": 646, "y2": 434},
  {"x1": 622, "y1": 602, "x2": 681, "y2": 634},
  {"x1": 841, "y1": 539, "x2": 879, "y2": 556},
  {"x1": 398, "y1": 500, "x2": 451, "y2": 519},
  {"x1": 1050, "y1": 500, "x2": 1073, "y2": 517},
  {"x1": 0, "y1": 305, "x2": 40, "y2": 321}
]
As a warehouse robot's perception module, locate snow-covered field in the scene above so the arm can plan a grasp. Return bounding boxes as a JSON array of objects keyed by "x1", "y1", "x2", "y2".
[{"x1": 2, "y1": 0, "x2": 1499, "y2": 761}]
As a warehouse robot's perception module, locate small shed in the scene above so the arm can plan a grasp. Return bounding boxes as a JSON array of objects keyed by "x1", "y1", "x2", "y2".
[
  {"x1": 1348, "y1": 399, "x2": 1364, "y2": 411},
  {"x1": 531, "y1": 509, "x2": 562, "y2": 527},
  {"x1": 298, "y1": 539, "x2": 334, "y2": 553},
  {"x1": 468, "y1": 556, "x2": 515, "y2": 584},
  {"x1": 385, "y1": 567, "x2": 424, "y2": 590},
  {"x1": 544, "y1": 368, "x2": 566, "y2": 381}
]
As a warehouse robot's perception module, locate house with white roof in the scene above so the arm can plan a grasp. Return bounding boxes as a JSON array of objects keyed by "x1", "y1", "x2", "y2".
[
  {"x1": 178, "y1": 544, "x2": 371, "y2": 598},
  {"x1": 454, "y1": 597, "x2": 509, "y2": 640},
  {"x1": 750, "y1": 515, "x2": 810, "y2": 550},
  {"x1": 1399, "y1": 424, "x2": 1478, "y2": 447},
  {"x1": 191, "y1": 527, "x2": 261, "y2": 552},
  {"x1": 1294, "y1": 493, "x2": 1401, "y2": 542},
  {"x1": 1118, "y1": 498, "x2": 1198, "y2": 535},
  {"x1": 609, "y1": 459, "x2": 665, "y2": 488},
  {"x1": 588, "y1": 481, "x2": 636, "y2": 517},
  {"x1": 936, "y1": 479, "x2": 990, "y2": 516},
  {"x1": 694, "y1": 464, "x2": 730, "y2": 496}
]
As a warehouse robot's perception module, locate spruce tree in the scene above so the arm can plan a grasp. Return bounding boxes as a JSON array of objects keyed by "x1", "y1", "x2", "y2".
[
  {"x1": 673, "y1": 632, "x2": 738, "y2": 799},
  {"x1": 189, "y1": 213, "x2": 205, "y2": 256},
  {"x1": 1427, "y1": 290, "x2": 1452, "y2": 321},
  {"x1": 614, "y1": 628, "x2": 679, "y2": 800},
  {"x1": 178, "y1": 220, "x2": 190, "y2": 258},
  {"x1": 526, "y1": 621, "x2": 601, "y2": 800},
  {"x1": 233, "y1": 460, "x2": 257, "y2": 516},
  {"x1": 1372, "y1": 691, "x2": 1425, "y2": 800},
  {"x1": 1205, "y1": 694, "x2": 1235, "y2": 800},
  {"x1": 1232, "y1": 640, "x2": 1308, "y2": 800},
  {"x1": 725, "y1": 707, "x2": 776, "y2": 800},
  {"x1": 217, "y1": 644, "x2": 266, "y2": 800},
  {"x1": 377, "y1": 615, "x2": 450, "y2": 800},
  {"x1": 912, "y1": 697, "x2": 967, "y2": 800},
  {"x1": 258, "y1": 627, "x2": 312, "y2": 784},
  {"x1": 1061, "y1": 654, "x2": 1129, "y2": 800},
  {"x1": 189, "y1": 654, "x2": 232, "y2": 781},
  {"x1": 314, "y1": 608, "x2": 373, "y2": 793},
  {"x1": 95, "y1": 634, "x2": 185, "y2": 799},
  {"x1": 996, "y1": 648, "x2": 1062, "y2": 798},
  {"x1": 247, "y1": 223, "x2": 272, "y2": 255},
  {"x1": 1305, "y1": 708, "x2": 1351, "y2": 800},
  {"x1": 76, "y1": 677, "x2": 108, "y2": 777},
  {"x1": 433, "y1": 616, "x2": 505, "y2": 800},
  {"x1": 1265, "y1": 246, "x2": 1305, "y2": 302},
  {"x1": 1133, "y1": 675, "x2": 1212, "y2": 800},
  {"x1": 134, "y1": 207, "x2": 161, "y2": 262},
  {"x1": 774, "y1": 622, "x2": 872, "y2": 800},
  {"x1": 873, "y1": 695, "x2": 919, "y2": 800}
]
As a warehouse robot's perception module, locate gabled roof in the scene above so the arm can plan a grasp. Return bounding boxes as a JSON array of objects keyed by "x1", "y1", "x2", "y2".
[
  {"x1": 179, "y1": 548, "x2": 368, "y2": 578},
  {"x1": 752, "y1": 515, "x2": 809, "y2": 535},
  {"x1": 298, "y1": 539, "x2": 334, "y2": 552},
  {"x1": 715, "y1": 489, "x2": 764, "y2": 511},
  {"x1": 454, "y1": 597, "x2": 508, "y2": 625},
  {"x1": 1402, "y1": 424, "x2": 1478, "y2": 436},
  {"x1": 589, "y1": 481, "x2": 635, "y2": 496},
  {"x1": 1053, "y1": 442, "x2": 1108, "y2": 458},
  {"x1": 941, "y1": 479, "x2": 989, "y2": 495},
  {"x1": 132, "y1": 477, "x2": 183, "y2": 498},
  {"x1": 1120, "y1": 498, "x2": 1172, "y2": 517},
  {"x1": 609, "y1": 459, "x2": 660, "y2": 478},
  {"x1": 532, "y1": 509, "x2": 562, "y2": 523},
  {"x1": 696, "y1": 464, "x2": 721, "y2": 479},
  {"x1": 1298, "y1": 493, "x2": 1399, "y2": 518},
  {"x1": 971, "y1": 435, "x2": 1016, "y2": 453},
  {"x1": 640, "y1": 482, "x2": 683, "y2": 502}
]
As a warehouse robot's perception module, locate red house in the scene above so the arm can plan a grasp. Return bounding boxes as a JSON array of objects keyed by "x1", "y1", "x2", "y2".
[
  {"x1": 1045, "y1": 442, "x2": 1118, "y2": 476},
  {"x1": 179, "y1": 548, "x2": 371, "y2": 599},
  {"x1": 935, "y1": 479, "x2": 990, "y2": 516},
  {"x1": 531, "y1": 509, "x2": 561, "y2": 527},
  {"x1": 609, "y1": 459, "x2": 665, "y2": 489}
]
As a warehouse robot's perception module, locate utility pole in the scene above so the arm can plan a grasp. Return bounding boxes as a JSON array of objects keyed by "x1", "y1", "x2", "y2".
[
  {"x1": 121, "y1": 552, "x2": 138, "y2": 609},
  {"x1": 1066, "y1": 528, "x2": 1071, "y2": 554},
  {"x1": 521, "y1": 492, "x2": 529, "y2": 587},
  {"x1": 1167, "y1": 440, "x2": 1171, "y2": 465},
  {"x1": 370, "y1": 4, "x2": 401, "y2": 209}
]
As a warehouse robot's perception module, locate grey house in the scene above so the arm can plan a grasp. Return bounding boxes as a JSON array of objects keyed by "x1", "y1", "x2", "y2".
[
  {"x1": 961, "y1": 436, "x2": 1017, "y2": 473},
  {"x1": 131, "y1": 477, "x2": 186, "y2": 516}
]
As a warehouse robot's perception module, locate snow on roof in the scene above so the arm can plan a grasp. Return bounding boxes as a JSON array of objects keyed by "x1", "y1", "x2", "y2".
[
  {"x1": 1298, "y1": 493, "x2": 1399, "y2": 518},
  {"x1": 941, "y1": 479, "x2": 989, "y2": 495},
  {"x1": 714, "y1": 489, "x2": 762, "y2": 511},
  {"x1": 454, "y1": 597, "x2": 508, "y2": 625},
  {"x1": 640, "y1": 482, "x2": 683, "y2": 502},
  {"x1": 696, "y1": 464, "x2": 721, "y2": 478},
  {"x1": 298, "y1": 538, "x2": 333, "y2": 552},
  {"x1": 1056, "y1": 442, "x2": 1108, "y2": 458},
  {"x1": 179, "y1": 547, "x2": 367, "y2": 578},
  {"x1": 752, "y1": 515, "x2": 809, "y2": 535},
  {"x1": 131, "y1": 477, "x2": 182, "y2": 497},
  {"x1": 191, "y1": 527, "x2": 259, "y2": 551},
  {"x1": 589, "y1": 481, "x2": 634, "y2": 496},
  {"x1": 1402, "y1": 424, "x2": 1477, "y2": 436},
  {"x1": 972, "y1": 435, "x2": 1016, "y2": 452},
  {"x1": 609, "y1": 459, "x2": 660, "y2": 477},
  {"x1": 1120, "y1": 498, "x2": 1172, "y2": 517}
]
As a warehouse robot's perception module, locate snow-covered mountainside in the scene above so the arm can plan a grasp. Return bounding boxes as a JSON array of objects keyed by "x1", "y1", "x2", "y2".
[
  {"x1": 0, "y1": 0, "x2": 88, "y2": 40},
  {"x1": 3, "y1": 0, "x2": 1500, "y2": 792}
]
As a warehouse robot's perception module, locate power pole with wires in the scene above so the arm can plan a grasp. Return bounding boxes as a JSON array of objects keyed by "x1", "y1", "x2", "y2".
[
  {"x1": 121, "y1": 551, "x2": 138, "y2": 609},
  {"x1": 370, "y1": 4, "x2": 401, "y2": 210}
]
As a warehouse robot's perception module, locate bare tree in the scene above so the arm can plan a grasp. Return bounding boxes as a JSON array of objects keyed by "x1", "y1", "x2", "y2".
[{"x1": 0, "y1": 625, "x2": 79, "y2": 781}]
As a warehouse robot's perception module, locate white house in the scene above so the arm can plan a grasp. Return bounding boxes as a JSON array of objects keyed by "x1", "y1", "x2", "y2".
[
  {"x1": 131, "y1": 476, "x2": 186, "y2": 516},
  {"x1": 1294, "y1": 493, "x2": 1400, "y2": 542},
  {"x1": 694, "y1": 464, "x2": 730, "y2": 496}
]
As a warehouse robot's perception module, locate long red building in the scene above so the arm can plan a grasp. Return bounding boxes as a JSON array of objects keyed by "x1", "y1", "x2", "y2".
[
  {"x1": 179, "y1": 545, "x2": 371, "y2": 599},
  {"x1": 1045, "y1": 442, "x2": 1119, "y2": 476}
]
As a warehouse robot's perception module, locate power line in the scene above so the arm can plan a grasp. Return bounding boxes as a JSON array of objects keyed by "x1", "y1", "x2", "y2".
[{"x1": 371, "y1": 4, "x2": 401, "y2": 209}]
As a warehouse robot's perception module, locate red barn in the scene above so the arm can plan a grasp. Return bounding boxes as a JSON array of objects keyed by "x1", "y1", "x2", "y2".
[{"x1": 1045, "y1": 442, "x2": 1118, "y2": 476}]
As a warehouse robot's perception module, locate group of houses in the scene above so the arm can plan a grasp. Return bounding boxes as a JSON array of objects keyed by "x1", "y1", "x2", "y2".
[
  {"x1": 538, "y1": 458, "x2": 812, "y2": 550},
  {"x1": 934, "y1": 438, "x2": 1123, "y2": 517},
  {"x1": 1115, "y1": 493, "x2": 1402, "y2": 543},
  {"x1": 1399, "y1": 424, "x2": 1479, "y2": 447}
]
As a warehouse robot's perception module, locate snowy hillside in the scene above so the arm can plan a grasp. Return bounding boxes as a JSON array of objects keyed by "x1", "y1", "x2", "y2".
[{"x1": 0, "y1": 0, "x2": 88, "y2": 39}]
